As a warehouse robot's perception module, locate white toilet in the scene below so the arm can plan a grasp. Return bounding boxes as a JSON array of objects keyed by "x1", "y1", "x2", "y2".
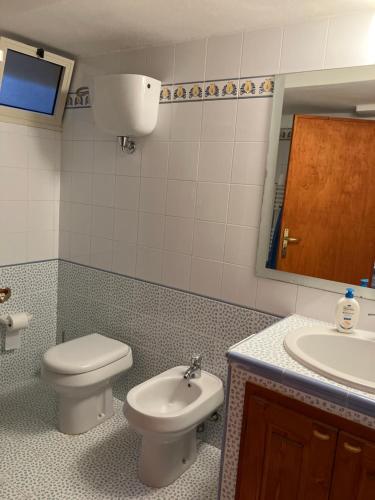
[
  {"x1": 123, "y1": 365, "x2": 224, "y2": 487},
  {"x1": 42, "y1": 333, "x2": 133, "y2": 434}
]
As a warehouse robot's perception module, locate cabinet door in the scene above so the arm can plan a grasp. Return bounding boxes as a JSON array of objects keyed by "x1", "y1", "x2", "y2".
[
  {"x1": 330, "y1": 432, "x2": 375, "y2": 500},
  {"x1": 235, "y1": 395, "x2": 338, "y2": 500}
]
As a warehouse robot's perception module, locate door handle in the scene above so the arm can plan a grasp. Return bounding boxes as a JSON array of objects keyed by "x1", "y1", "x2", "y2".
[{"x1": 281, "y1": 228, "x2": 300, "y2": 257}]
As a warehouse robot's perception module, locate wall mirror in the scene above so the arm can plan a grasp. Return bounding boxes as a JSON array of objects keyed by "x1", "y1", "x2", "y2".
[{"x1": 256, "y1": 65, "x2": 375, "y2": 300}]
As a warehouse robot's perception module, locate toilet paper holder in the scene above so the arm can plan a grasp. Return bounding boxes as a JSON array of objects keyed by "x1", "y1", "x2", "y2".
[{"x1": 0, "y1": 288, "x2": 11, "y2": 304}]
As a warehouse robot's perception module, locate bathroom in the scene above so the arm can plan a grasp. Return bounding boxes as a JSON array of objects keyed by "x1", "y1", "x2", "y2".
[{"x1": 1, "y1": 1, "x2": 375, "y2": 498}]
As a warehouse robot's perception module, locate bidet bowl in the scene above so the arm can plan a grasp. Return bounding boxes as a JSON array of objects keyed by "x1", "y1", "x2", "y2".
[{"x1": 124, "y1": 366, "x2": 224, "y2": 435}]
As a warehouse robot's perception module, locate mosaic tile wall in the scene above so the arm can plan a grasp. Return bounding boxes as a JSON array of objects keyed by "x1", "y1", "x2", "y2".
[
  {"x1": 57, "y1": 260, "x2": 279, "y2": 447},
  {"x1": 0, "y1": 261, "x2": 58, "y2": 389}
]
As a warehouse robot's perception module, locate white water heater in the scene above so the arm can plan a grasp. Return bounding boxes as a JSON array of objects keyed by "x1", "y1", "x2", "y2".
[{"x1": 93, "y1": 74, "x2": 161, "y2": 153}]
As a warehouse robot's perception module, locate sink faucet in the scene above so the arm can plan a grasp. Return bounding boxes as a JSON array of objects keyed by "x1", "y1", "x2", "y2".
[{"x1": 184, "y1": 354, "x2": 202, "y2": 380}]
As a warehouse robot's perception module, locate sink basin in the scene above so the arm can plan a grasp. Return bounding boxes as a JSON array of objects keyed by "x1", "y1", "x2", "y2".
[{"x1": 284, "y1": 326, "x2": 375, "y2": 393}]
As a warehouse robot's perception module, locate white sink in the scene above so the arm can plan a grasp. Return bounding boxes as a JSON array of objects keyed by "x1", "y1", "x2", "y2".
[{"x1": 284, "y1": 326, "x2": 375, "y2": 393}]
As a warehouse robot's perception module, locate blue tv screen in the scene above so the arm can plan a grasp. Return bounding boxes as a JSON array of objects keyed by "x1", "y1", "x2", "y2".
[{"x1": 0, "y1": 49, "x2": 63, "y2": 115}]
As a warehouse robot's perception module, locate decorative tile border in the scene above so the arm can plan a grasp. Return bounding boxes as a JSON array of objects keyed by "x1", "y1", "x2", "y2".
[
  {"x1": 65, "y1": 86, "x2": 91, "y2": 109},
  {"x1": 65, "y1": 75, "x2": 274, "y2": 109}
]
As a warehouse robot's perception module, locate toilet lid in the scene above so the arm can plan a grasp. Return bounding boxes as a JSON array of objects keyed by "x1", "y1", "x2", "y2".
[{"x1": 43, "y1": 333, "x2": 131, "y2": 374}]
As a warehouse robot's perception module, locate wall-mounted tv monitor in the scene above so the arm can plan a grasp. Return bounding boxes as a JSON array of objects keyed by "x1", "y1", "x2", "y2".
[{"x1": 0, "y1": 37, "x2": 74, "y2": 130}]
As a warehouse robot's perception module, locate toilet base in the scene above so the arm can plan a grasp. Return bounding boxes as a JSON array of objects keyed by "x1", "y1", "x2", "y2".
[
  {"x1": 57, "y1": 385, "x2": 114, "y2": 434},
  {"x1": 138, "y1": 429, "x2": 197, "y2": 487}
]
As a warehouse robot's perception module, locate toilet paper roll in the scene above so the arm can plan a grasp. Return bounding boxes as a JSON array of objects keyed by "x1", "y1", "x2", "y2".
[{"x1": 6, "y1": 312, "x2": 32, "y2": 331}]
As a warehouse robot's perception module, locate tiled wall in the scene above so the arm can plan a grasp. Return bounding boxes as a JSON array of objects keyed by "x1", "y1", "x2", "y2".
[
  {"x1": 61, "y1": 10, "x2": 375, "y2": 323},
  {"x1": 0, "y1": 122, "x2": 61, "y2": 266},
  {"x1": 57, "y1": 260, "x2": 279, "y2": 446},
  {"x1": 0, "y1": 261, "x2": 58, "y2": 390}
]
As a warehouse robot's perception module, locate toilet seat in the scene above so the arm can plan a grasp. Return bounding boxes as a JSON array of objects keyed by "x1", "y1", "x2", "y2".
[{"x1": 43, "y1": 333, "x2": 130, "y2": 374}]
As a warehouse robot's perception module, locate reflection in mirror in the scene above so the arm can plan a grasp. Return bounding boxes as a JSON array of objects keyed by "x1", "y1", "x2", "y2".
[{"x1": 258, "y1": 66, "x2": 375, "y2": 296}]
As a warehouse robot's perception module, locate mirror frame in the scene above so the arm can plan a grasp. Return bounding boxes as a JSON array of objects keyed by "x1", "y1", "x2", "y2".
[{"x1": 256, "y1": 65, "x2": 375, "y2": 301}]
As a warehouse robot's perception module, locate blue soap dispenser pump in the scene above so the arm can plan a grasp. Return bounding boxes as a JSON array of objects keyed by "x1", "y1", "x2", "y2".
[{"x1": 335, "y1": 288, "x2": 360, "y2": 333}]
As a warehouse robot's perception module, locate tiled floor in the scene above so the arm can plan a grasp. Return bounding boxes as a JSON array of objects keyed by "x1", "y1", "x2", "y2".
[{"x1": 0, "y1": 379, "x2": 221, "y2": 499}]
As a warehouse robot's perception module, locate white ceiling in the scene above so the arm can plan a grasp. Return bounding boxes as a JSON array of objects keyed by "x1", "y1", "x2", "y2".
[{"x1": 1, "y1": 0, "x2": 375, "y2": 57}]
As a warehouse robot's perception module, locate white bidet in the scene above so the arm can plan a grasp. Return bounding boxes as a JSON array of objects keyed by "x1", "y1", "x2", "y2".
[{"x1": 123, "y1": 366, "x2": 224, "y2": 487}]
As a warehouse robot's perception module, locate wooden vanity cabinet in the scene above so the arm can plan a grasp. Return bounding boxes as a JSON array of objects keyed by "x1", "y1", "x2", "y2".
[{"x1": 235, "y1": 383, "x2": 375, "y2": 500}]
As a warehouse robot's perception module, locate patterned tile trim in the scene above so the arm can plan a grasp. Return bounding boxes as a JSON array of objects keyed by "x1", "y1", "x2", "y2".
[
  {"x1": 0, "y1": 258, "x2": 58, "y2": 269},
  {"x1": 65, "y1": 86, "x2": 91, "y2": 109},
  {"x1": 66, "y1": 75, "x2": 274, "y2": 109},
  {"x1": 219, "y1": 364, "x2": 375, "y2": 500}
]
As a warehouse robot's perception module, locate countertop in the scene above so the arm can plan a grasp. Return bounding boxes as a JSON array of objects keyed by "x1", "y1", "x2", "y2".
[{"x1": 228, "y1": 314, "x2": 375, "y2": 418}]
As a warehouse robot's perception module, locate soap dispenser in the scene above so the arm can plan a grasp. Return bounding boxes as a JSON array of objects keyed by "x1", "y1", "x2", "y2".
[{"x1": 335, "y1": 288, "x2": 360, "y2": 333}]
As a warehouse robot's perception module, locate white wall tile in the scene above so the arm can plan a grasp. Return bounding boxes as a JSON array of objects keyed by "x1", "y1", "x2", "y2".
[
  {"x1": 72, "y1": 108, "x2": 94, "y2": 140},
  {"x1": 256, "y1": 278, "x2": 298, "y2": 316},
  {"x1": 113, "y1": 209, "x2": 138, "y2": 243},
  {"x1": 231, "y1": 142, "x2": 267, "y2": 185},
  {"x1": 164, "y1": 216, "x2": 194, "y2": 254},
  {"x1": 0, "y1": 132, "x2": 27, "y2": 168},
  {"x1": 227, "y1": 184, "x2": 263, "y2": 227},
  {"x1": 281, "y1": 19, "x2": 328, "y2": 73},
  {"x1": 295, "y1": 285, "x2": 339, "y2": 322},
  {"x1": 201, "y1": 100, "x2": 237, "y2": 142},
  {"x1": 193, "y1": 221, "x2": 226, "y2": 261},
  {"x1": 70, "y1": 232, "x2": 90, "y2": 259},
  {"x1": 190, "y1": 257, "x2": 223, "y2": 298},
  {"x1": 196, "y1": 182, "x2": 229, "y2": 222},
  {"x1": 205, "y1": 33, "x2": 243, "y2": 80},
  {"x1": 171, "y1": 102, "x2": 203, "y2": 141},
  {"x1": 198, "y1": 142, "x2": 233, "y2": 183},
  {"x1": 28, "y1": 137, "x2": 57, "y2": 170},
  {"x1": 221, "y1": 263, "x2": 257, "y2": 307},
  {"x1": 27, "y1": 230, "x2": 57, "y2": 261},
  {"x1": 71, "y1": 141, "x2": 94, "y2": 173},
  {"x1": 139, "y1": 177, "x2": 167, "y2": 214},
  {"x1": 147, "y1": 45, "x2": 175, "y2": 83},
  {"x1": 92, "y1": 174, "x2": 115, "y2": 207},
  {"x1": 93, "y1": 141, "x2": 116, "y2": 174},
  {"x1": 114, "y1": 176, "x2": 140, "y2": 210},
  {"x1": 29, "y1": 170, "x2": 57, "y2": 201},
  {"x1": 241, "y1": 27, "x2": 283, "y2": 76},
  {"x1": 116, "y1": 145, "x2": 141, "y2": 176},
  {"x1": 90, "y1": 236, "x2": 113, "y2": 271},
  {"x1": 224, "y1": 225, "x2": 258, "y2": 267},
  {"x1": 0, "y1": 201, "x2": 27, "y2": 232},
  {"x1": 112, "y1": 241, "x2": 137, "y2": 276},
  {"x1": 168, "y1": 142, "x2": 199, "y2": 181},
  {"x1": 138, "y1": 212, "x2": 165, "y2": 248},
  {"x1": 70, "y1": 203, "x2": 92, "y2": 234},
  {"x1": 91, "y1": 206, "x2": 114, "y2": 239},
  {"x1": 162, "y1": 251, "x2": 191, "y2": 289},
  {"x1": 166, "y1": 180, "x2": 196, "y2": 218},
  {"x1": 325, "y1": 12, "x2": 375, "y2": 68},
  {"x1": 136, "y1": 245, "x2": 163, "y2": 282},
  {"x1": 0, "y1": 232, "x2": 27, "y2": 265},
  {"x1": 70, "y1": 173, "x2": 92, "y2": 204},
  {"x1": 141, "y1": 142, "x2": 169, "y2": 178},
  {"x1": 174, "y1": 39, "x2": 207, "y2": 82},
  {"x1": 236, "y1": 98, "x2": 272, "y2": 141},
  {"x1": 150, "y1": 103, "x2": 172, "y2": 141},
  {"x1": 0, "y1": 167, "x2": 28, "y2": 200},
  {"x1": 28, "y1": 201, "x2": 55, "y2": 231}
]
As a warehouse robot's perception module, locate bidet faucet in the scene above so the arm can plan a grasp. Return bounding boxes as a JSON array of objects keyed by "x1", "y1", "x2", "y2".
[{"x1": 184, "y1": 354, "x2": 202, "y2": 380}]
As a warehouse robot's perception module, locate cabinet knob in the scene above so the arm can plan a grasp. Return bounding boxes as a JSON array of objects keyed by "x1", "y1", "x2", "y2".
[
  {"x1": 313, "y1": 429, "x2": 330, "y2": 441},
  {"x1": 343, "y1": 442, "x2": 362, "y2": 454}
]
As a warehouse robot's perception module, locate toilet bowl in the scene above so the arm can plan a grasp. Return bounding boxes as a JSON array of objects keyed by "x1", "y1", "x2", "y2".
[
  {"x1": 123, "y1": 366, "x2": 224, "y2": 487},
  {"x1": 42, "y1": 333, "x2": 132, "y2": 435}
]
